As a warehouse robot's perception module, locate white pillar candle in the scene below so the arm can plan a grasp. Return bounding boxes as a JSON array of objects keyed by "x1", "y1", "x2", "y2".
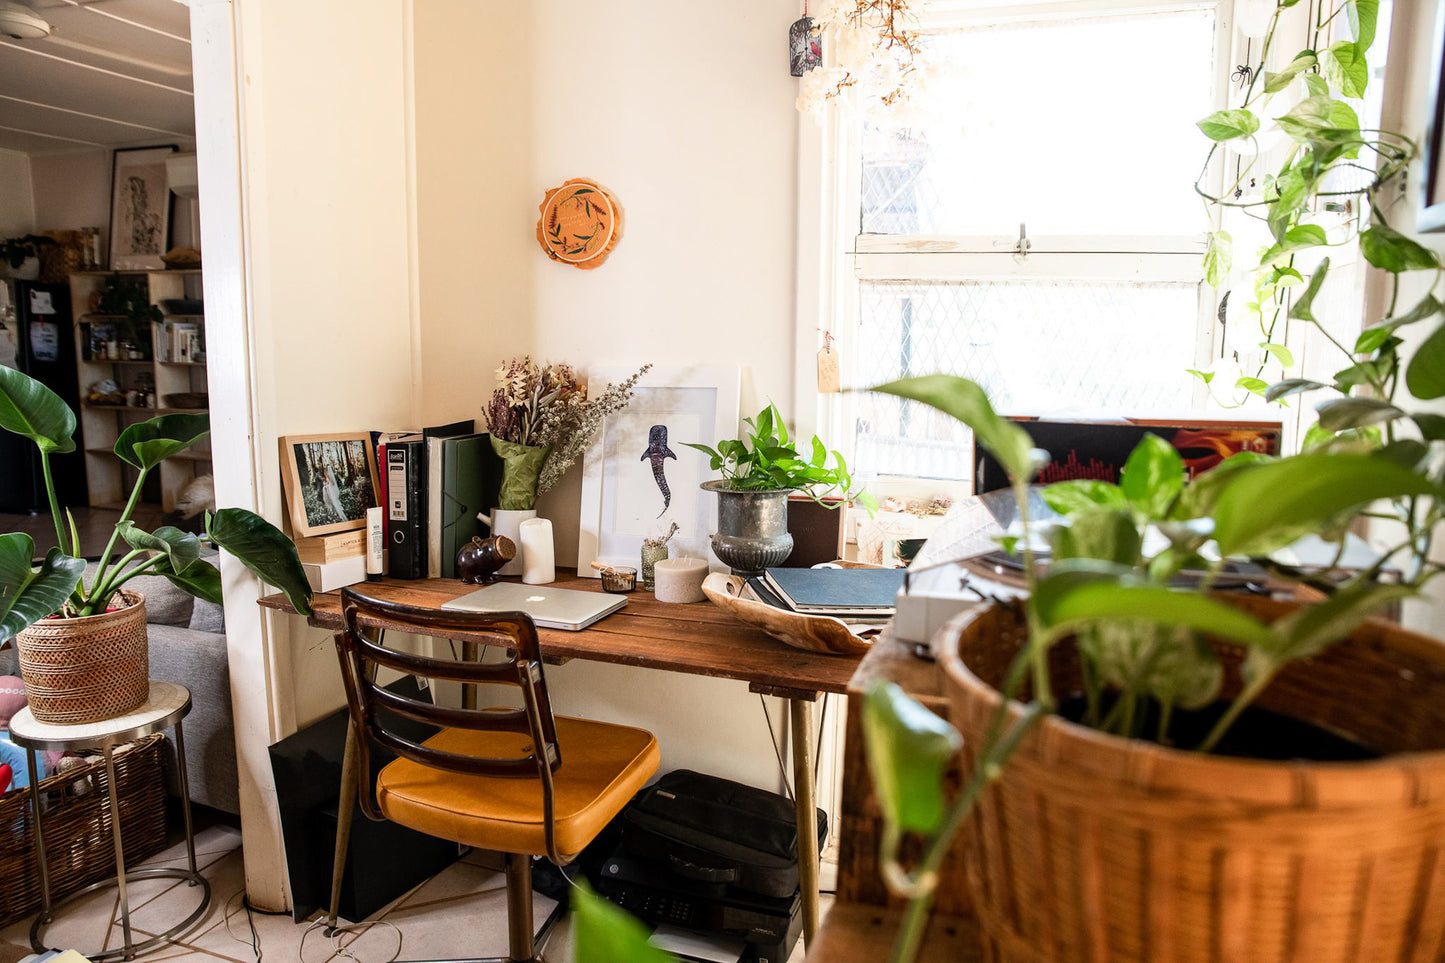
[
  {"x1": 519, "y1": 518, "x2": 555, "y2": 585},
  {"x1": 653, "y1": 557, "x2": 709, "y2": 603}
]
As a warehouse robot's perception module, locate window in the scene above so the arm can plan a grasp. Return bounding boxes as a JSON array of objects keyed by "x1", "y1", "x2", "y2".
[{"x1": 813, "y1": 1, "x2": 1234, "y2": 486}]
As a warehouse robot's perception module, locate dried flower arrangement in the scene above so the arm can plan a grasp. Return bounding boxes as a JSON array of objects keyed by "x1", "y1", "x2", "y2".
[
  {"x1": 643, "y1": 522, "x2": 680, "y2": 551},
  {"x1": 795, "y1": 0, "x2": 931, "y2": 119},
  {"x1": 483, "y1": 357, "x2": 652, "y2": 509}
]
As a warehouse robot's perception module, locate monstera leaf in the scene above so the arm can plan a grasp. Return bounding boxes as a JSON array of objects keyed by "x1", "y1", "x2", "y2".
[
  {"x1": 205, "y1": 508, "x2": 313, "y2": 616},
  {"x1": 0, "y1": 366, "x2": 76, "y2": 454},
  {"x1": 118, "y1": 522, "x2": 203, "y2": 574},
  {"x1": 0, "y1": 535, "x2": 86, "y2": 647},
  {"x1": 114, "y1": 413, "x2": 211, "y2": 471}
]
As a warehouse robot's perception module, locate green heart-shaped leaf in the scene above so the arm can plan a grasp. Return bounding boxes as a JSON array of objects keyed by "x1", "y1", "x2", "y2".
[
  {"x1": 1121, "y1": 434, "x2": 1184, "y2": 521},
  {"x1": 206, "y1": 508, "x2": 313, "y2": 616},
  {"x1": 862, "y1": 680, "x2": 962, "y2": 835},
  {"x1": 572, "y1": 882, "x2": 674, "y2": 963},
  {"x1": 0, "y1": 365, "x2": 76, "y2": 454},
  {"x1": 114, "y1": 413, "x2": 211, "y2": 470},
  {"x1": 151, "y1": 556, "x2": 223, "y2": 605},
  {"x1": 0, "y1": 536, "x2": 86, "y2": 647},
  {"x1": 119, "y1": 522, "x2": 202, "y2": 574}
]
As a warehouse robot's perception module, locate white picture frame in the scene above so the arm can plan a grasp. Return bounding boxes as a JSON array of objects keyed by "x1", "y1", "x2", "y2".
[{"x1": 578, "y1": 365, "x2": 741, "y2": 577}]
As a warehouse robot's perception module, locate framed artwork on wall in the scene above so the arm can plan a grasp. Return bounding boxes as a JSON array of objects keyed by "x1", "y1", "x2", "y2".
[
  {"x1": 279, "y1": 432, "x2": 381, "y2": 538},
  {"x1": 577, "y1": 365, "x2": 741, "y2": 577},
  {"x1": 109, "y1": 145, "x2": 176, "y2": 270},
  {"x1": 1421, "y1": 5, "x2": 1445, "y2": 232}
]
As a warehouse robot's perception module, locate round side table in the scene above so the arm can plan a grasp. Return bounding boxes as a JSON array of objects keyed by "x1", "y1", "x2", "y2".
[{"x1": 9, "y1": 680, "x2": 212, "y2": 962}]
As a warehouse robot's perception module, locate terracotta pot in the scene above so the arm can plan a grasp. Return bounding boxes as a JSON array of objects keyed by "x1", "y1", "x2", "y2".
[
  {"x1": 939, "y1": 595, "x2": 1445, "y2": 963},
  {"x1": 15, "y1": 592, "x2": 149, "y2": 725}
]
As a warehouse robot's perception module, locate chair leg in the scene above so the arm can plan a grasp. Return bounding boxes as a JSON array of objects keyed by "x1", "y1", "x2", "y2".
[{"x1": 504, "y1": 853, "x2": 537, "y2": 962}]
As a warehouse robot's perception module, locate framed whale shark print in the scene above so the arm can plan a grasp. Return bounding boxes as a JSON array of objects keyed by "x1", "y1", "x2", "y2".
[{"x1": 578, "y1": 365, "x2": 740, "y2": 579}]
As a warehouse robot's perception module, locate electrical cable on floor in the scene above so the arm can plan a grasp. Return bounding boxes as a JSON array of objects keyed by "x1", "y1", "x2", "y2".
[
  {"x1": 222, "y1": 888, "x2": 262, "y2": 962},
  {"x1": 298, "y1": 914, "x2": 403, "y2": 963}
]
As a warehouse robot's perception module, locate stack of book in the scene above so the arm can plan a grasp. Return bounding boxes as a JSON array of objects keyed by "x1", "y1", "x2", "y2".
[
  {"x1": 157, "y1": 321, "x2": 204, "y2": 363},
  {"x1": 294, "y1": 527, "x2": 368, "y2": 592},
  {"x1": 742, "y1": 566, "x2": 906, "y2": 624}
]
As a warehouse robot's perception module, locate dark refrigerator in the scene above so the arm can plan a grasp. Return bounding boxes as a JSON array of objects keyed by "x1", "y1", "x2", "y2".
[{"x1": 0, "y1": 279, "x2": 87, "y2": 513}]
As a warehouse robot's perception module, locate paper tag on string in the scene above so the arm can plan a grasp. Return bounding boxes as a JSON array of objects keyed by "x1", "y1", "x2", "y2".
[{"x1": 817, "y1": 345, "x2": 840, "y2": 393}]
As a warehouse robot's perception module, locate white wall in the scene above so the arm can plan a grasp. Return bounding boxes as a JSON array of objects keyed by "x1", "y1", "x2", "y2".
[
  {"x1": 410, "y1": 0, "x2": 809, "y2": 791},
  {"x1": 0, "y1": 149, "x2": 35, "y2": 237},
  {"x1": 28, "y1": 149, "x2": 109, "y2": 236}
]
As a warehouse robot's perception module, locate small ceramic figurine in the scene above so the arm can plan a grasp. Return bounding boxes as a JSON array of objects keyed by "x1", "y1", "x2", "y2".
[{"x1": 456, "y1": 535, "x2": 516, "y2": 585}]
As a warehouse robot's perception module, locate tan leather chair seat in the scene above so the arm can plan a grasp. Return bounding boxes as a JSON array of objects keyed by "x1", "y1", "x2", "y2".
[{"x1": 377, "y1": 715, "x2": 659, "y2": 857}]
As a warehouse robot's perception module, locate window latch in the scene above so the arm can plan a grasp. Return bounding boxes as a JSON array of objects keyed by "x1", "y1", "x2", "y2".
[{"x1": 1014, "y1": 223, "x2": 1031, "y2": 262}]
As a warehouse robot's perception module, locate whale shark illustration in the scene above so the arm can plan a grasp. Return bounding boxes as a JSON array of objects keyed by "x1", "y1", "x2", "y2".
[{"x1": 641, "y1": 425, "x2": 677, "y2": 517}]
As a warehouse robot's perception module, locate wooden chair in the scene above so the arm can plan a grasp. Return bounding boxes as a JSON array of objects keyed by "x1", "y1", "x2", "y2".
[{"x1": 333, "y1": 586, "x2": 660, "y2": 962}]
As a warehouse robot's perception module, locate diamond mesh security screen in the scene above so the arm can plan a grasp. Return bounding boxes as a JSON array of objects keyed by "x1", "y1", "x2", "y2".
[{"x1": 853, "y1": 278, "x2": 1200, "y2": 480}]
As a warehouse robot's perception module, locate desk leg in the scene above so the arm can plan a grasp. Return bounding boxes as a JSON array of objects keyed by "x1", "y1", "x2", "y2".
[
  {"x1": 460, "y1": 639, "x2": 477, "y2": 710},
  {"x1": 790, "y1": 698, "x2": 820, "y2": 951},
  {"x1": 326, "y1": 718, "x2": 360, "y2": 934},
  {"x1": 25, "y1": 748, "x2": 51, "y2": 950}
]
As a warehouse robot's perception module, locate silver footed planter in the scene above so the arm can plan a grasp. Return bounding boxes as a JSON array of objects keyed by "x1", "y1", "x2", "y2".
[{"x1": 702, "y1": 480, "x2": 793, "y2": 577}]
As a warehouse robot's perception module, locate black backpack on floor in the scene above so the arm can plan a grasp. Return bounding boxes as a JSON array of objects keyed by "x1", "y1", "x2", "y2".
[{"x1": 618, "y1": 769, "x2": 828, "y2": 900}]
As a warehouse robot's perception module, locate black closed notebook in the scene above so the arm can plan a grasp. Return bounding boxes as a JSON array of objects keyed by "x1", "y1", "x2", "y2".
[{"x1": 762, "y1": 567, "x2": 906, "y2": 614}]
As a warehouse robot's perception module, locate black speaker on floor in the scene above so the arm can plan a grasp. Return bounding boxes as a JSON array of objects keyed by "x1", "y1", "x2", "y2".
[{"x1": 269, "y1": 678, "x2": 464, "y2": 922}]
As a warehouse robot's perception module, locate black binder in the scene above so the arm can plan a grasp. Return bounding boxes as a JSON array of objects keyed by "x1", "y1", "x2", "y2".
[{"x1": 387, "y1": 438, "x2": 427, "y2": 579}]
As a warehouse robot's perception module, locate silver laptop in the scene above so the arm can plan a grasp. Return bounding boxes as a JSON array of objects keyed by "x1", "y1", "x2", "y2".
[{"x1": 440, "y1": 581, "x2": 627, "y2": 630}]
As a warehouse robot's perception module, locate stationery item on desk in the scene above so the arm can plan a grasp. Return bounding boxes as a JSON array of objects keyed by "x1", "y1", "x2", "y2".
[
  {"x1": 303, "y1": 555, "x2": 368, "y2": 592},
  {"x1": 386, "y1": 437, "x2": 428, "y2": 579},
  {"x1": 653, "y1": 557, "x2": 708, "y2": 603},
  {"x1": 292, "y1": 528, "x2": 366, "y2": 565},
  {"x1": 456, "y1": 534, "x2": 515, "y2": 584},
  {"x1": 744, "y1": 576, "x2": 891, "y2": 625},
  {"x1": 519, "y1": 517, "x2": 555, "y2": 584},
  {"x1": 425, "y1": 422, "x2": 480, "y2": 577},
  {"x1": 436, "y1": 432, "x2": 503, "y2": 579},
  {"x1": 762, "y1": 566, "x2": 906, "y2": 616},
  {"x1": 442, "y1": 581, "x2": 626, "y2": 630},
  {"x1": 365, "y1": 507, "x2": 384, "y2": 581}
]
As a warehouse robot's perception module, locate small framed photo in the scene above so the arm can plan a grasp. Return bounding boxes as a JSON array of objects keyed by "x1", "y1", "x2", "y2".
[
  {"x1": 578, "y1": 365, "x2": 740, "y2": 576},
  {"x1": 279, "y1": 433, "x2": 381, "y2": 538},
  {"x1": 109, "y1": 145, "x2": 176, "y2": 270}
]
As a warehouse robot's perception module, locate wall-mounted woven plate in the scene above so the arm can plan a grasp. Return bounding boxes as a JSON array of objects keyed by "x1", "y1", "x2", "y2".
[{"x1": 536, "y1": 178, "x2": 622, "y2": 269}]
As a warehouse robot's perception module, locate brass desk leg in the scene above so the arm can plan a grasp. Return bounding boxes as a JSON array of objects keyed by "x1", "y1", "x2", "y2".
[
  {"x1": 326, "y1": 718, "x2": 360, "y2": 935},
  {"x1": 460, "y1": 639, "x2": 477, "y2": 710},
  {"x1": 790, "y1": 698, "x2": 820, "y2": 951}
]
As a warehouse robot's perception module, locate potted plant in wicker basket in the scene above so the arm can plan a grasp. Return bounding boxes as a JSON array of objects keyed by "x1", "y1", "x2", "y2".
[
  {"x1": 0, "y1": 366, "x2": 312, "y2": 725},
  {"x1": 685, "y1": 402, "x2": 878, "y2": 576}
]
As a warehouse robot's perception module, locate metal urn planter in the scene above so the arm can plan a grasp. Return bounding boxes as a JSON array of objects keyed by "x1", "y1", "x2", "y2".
[{"x1": 702, "y1": 480, "x2": 793, "y2": 577}]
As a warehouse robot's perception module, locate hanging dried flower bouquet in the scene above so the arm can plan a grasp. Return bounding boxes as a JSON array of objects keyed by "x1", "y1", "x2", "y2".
[{"x1": 484, "y1": 357, "x2": 652, "y2": 509}]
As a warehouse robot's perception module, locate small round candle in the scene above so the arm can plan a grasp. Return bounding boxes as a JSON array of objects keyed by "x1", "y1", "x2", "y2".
[{"x1": 653, "y1": 557, "x2": 709, "y2": 603}]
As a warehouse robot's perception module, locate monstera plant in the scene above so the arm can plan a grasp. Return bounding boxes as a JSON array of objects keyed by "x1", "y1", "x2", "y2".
[{"x1": 0, "y1": 365, "x2": 312, "y2": 720}]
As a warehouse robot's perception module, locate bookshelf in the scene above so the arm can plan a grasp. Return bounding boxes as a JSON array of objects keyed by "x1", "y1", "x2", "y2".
[{"x1": 70, "y1": 270, "x2": 210, "y2": 512}]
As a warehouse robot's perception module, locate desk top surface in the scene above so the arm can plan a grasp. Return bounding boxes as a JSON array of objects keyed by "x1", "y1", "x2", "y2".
[{"x1": 258, "y1": 571, "x2": 864, "y2": 698}]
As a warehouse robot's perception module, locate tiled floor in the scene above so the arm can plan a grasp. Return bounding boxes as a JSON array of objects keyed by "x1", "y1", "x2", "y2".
[{"x1": 0, "y1": 829, "x2": 829, "y2": 961}]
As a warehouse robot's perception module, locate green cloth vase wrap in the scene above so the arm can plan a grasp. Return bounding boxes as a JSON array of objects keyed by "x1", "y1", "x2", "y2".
[{"x1": 491, "y1": 437, "x2": 549, "y2": 511}]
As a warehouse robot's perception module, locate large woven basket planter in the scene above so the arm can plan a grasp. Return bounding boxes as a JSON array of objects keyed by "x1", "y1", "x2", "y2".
[
  {"x1": 14, "y1": 590, "x2": 149, "y2": 725},
  {"x1": 939, "y1": 595, "x2": 1445, "y2": 963}
]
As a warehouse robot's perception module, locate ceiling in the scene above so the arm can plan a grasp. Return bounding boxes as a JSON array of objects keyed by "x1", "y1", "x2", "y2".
[{"x1": 0, "y1": 0, "x2": 193, "y2": 155}]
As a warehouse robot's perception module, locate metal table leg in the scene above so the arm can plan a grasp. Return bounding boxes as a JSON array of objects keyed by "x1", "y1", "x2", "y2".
[
  {"x1": 103, "y1": 744, "x2": 136, "y2": 959},
  {"x1": 24, "y1": 748, "x2": 52, "y2": 933},
  {"x1": 790, "y1": 698, "x2": 820, "y2": 951}
]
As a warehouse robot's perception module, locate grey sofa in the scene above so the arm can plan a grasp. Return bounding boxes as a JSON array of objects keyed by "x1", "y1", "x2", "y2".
[{"x1": 0, "y1": 567, "x2": 241, "y2": 815}]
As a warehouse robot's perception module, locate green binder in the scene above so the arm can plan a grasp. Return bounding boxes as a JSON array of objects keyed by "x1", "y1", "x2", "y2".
[{"x1": 438, "y1": 433, "x2": 503, "y2": 579}]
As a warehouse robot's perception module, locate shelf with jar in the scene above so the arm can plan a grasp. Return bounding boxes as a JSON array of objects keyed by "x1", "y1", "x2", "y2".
[{"x1": 70, "y1": 270, "x2": 209, "y2": 512}]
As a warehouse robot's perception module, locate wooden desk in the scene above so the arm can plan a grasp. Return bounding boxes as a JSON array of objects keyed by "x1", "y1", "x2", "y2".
[{"x1": 259, "y1": 570, "x2": 863, "y2": 949}]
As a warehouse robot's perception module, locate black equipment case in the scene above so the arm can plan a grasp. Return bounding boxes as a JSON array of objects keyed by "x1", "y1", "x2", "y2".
[{"x1": 619, "y1": 769, "x2": 828, "y2": 900}]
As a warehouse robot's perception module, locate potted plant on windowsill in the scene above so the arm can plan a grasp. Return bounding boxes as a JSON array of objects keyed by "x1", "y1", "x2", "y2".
[
  {"x1": 0, "y1": 366, "x2": 313, "y2": 725},
  {"x1": 686, "y1": 403, "x2": 878, "y2": 576}
]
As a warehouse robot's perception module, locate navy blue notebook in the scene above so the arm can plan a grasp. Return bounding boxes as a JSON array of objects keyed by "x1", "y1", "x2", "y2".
[{"x1": 762, "y1": 567, "x2": 906, "y2": 614}]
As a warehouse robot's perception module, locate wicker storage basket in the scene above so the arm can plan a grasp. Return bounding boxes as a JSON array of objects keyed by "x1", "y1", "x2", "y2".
[
  {"x1": 15, "y1": 591, "x2": 149, "y2": 725},
  {"x1": 940, "y1": 595, "x2": 1445, "y2": 963},
  {"x1": 0, "y1": 733, "x2": 168, "y2": 927}
]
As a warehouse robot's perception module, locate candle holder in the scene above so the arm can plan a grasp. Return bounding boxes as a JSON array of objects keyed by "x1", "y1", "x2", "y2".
[{"x1": 600, "y1": 566, "x2": 637, "y2": 594}]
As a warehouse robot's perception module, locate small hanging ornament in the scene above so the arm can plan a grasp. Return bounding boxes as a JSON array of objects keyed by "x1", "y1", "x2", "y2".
[
  {"x1": 817, "y1": 330, "x2": 840, "y2": 393},
  {"x1": 790, "y1": 3, "x2": 821, "y2": 77}
]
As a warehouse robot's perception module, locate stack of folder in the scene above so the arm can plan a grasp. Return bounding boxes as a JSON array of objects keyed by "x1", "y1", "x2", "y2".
[{"x1": 743, "y1": 567, "x2": 906, "y2": 624}]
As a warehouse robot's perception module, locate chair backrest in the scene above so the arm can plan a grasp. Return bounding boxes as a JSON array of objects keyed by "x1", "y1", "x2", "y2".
[{"x1": 334, "y1": 587, "x2": 565, "y2": 857}]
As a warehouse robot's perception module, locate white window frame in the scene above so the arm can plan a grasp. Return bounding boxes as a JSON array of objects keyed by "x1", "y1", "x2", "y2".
[{"x1": 794, "y1": 0, "x2": 1238, "y2": 497}]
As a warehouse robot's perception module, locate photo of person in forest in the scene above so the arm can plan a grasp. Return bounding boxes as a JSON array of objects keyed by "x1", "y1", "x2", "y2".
[{"x1": 290, "y1": 439, "x2": 377, "y2": 528}]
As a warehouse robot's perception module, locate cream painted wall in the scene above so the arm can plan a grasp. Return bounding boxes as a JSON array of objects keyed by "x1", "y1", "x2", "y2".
[
  {"x1": 0, "y1": 150, "x2": 35, "y2": 237},
  {"x1": 28, "y1": 150, "x2": 109, "y2": 236},
  {"x1": 411, "y1": 0, "x2": 811, "y2": 791}
]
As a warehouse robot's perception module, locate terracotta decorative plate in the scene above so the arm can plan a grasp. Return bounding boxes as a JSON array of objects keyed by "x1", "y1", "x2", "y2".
[{"x1": 536, "y1": 178, "x2": 622, "y2": 269}]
